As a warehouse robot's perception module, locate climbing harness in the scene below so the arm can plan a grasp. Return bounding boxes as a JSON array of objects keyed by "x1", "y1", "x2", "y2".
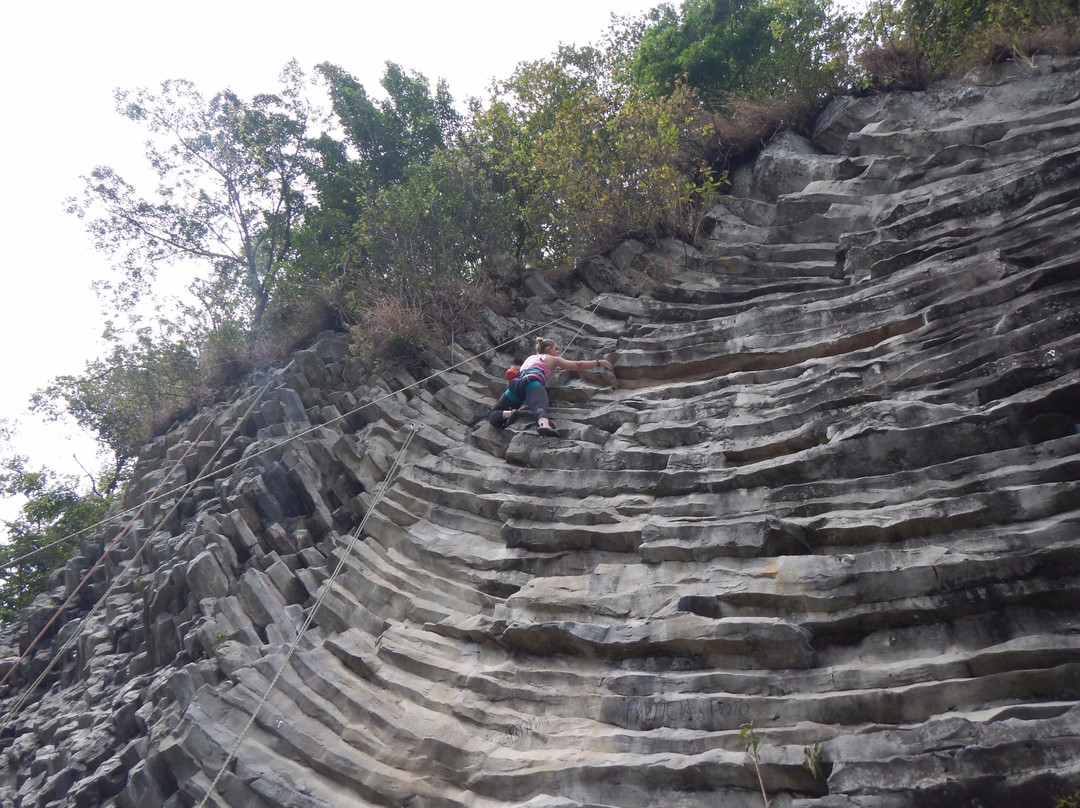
[
  {"x1": 0, "y1": 300, "x2": 604, "y2": 575},
  {"x1": 0, "y1": 295, "x2": 610, "y2": 787}
]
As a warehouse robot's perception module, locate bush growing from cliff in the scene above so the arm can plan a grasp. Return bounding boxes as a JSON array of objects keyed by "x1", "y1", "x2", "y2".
[
  {"x1": 0, "y1": 431, "x2": 114, "y2": 621},
  {"x1": 31, "y1": 319, "x2": 204, "y2": 481},
  {"x1": 630, "y1": 0, "x2": 855, "y2": 102},
  {"x1": 47, "y1": 0, "x2": 1080, "y2": 475},
  {"x1": 470, "y1": 41, "x2": 725, "y2": 270},
  {"x1": 324, "y1": 40, "x2": 725, "y2": 353},
  {"x1": 854, "y1": 0, "x2": 1080, "y2": 89},
  {"x1": 973, "y1": 0, "x2": 1080, "y2": 62},
  {"x1": 299, "y1": 62, "x2": 467, "y2": 283},
  {"x1": 342, "y1": 146, "x2": 518, "y2": 297}
]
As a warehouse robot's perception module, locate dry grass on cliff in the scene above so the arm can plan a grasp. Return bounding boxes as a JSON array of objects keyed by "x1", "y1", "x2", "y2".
[
  {"x1": 856, "y1": 41, "x2": 931, "y2": 90},
  {"x1": 971, "y1": 22, "x2": 1080, "y2": 65},
  {"x1": 347, "y1": 277, "x2": 503, "y2": 365},
  {"x1": 712, "y1": 94, "x2": 818, "y2": 165},
  {"x1": 856, "y1": 18, "x2": 1080, "y2": 91},
  {"x1": 196, "y1": 293, "x2": 339, "y2": 393}
]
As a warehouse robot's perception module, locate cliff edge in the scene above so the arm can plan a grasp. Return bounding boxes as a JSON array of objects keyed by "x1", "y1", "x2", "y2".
[{"x1": 2, "y1": 56, "x2": 1080, "y2": 808}]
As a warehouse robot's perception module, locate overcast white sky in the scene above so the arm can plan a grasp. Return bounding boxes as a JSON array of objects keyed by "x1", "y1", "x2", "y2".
[{"x1": 0, "y1": 0, "x2": 659, "y2": 501}]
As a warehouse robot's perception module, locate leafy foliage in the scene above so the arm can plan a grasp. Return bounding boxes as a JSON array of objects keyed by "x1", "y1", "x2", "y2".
[
  {"x1": 633, "y1": 0, "x2": 776, "y2": 98},
  {"x1": 298, "y1": 62, "x2": 466, "y2": 282},
  {"x1": 347, "y1": 146, "x2": 518, "y2": 294},
  {"x1": 853, "y1": 0, "x2": 1080, "y2": 88},
  {"x1": 631, "y1": 0, "x2": 854, "y2": 103},
  {"x1": 893, "y1": 0, "x2": 990, "y2": 79},
  {"x1": 976, "y1": 0, "x2": 1080, "y2": 61},
  {"x1": 767, "y1": 0, "x2": 857, "y2": 96},
  {"x1": 0, "y1": 428, "x2": 113, "y2": 621},
  {"x1": 852, "y1": 1, "x2": 930, "y2": 90},
  {"x1": 472, "y1": 41, "x2": 724, "y2": 269},
  {"x1": 31, "y1": 320, "x2": 200, "y2": 479},
  {"x1": 307, "y1": 62, "x2": 516, "y2": 354},
  {"x1": 1054, "y1": 791, "x2": 1080, "y2": 808},
  {"x1": 316, "y1": 61, "x2": 461, "y2": 188},
  {"x1": 739, "y1": 721, "x2": 774, "y2": 808},
  {"x1": 68, "y1": 61, "x2": 316, "y2": 333},
  {"x1": 802, "y1": 742, "x2": 826, "y2": 779}
]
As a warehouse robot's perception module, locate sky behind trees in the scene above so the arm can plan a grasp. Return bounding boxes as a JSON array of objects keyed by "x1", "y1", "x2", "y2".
[{"x1": 0, "y1": 0, "x2": 659, "y2": 491}]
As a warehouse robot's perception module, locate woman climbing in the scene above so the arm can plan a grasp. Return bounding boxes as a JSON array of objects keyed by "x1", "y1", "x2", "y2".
[{"x1": 488, "y1": 337, "x2": 614, "y2": 438}]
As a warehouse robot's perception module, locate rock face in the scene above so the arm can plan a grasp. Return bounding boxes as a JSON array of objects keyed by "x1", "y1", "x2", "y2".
[{"x1": 3, "y1": 57, "x2": 1080, "y2": 808}]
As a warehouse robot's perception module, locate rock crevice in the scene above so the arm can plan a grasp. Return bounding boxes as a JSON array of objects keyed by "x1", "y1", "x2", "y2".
[{"x1": 3, "y1": 57, "x2": 1080, "y2": 807}]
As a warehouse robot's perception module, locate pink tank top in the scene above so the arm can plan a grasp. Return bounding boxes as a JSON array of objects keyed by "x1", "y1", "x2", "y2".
[{"x1": 519, "y1": 354, "x2": 552, "y2": 383}]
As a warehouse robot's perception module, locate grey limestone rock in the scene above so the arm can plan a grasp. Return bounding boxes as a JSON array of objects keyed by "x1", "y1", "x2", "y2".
[{"x1": 3, "y1": 60, "x2": 1080, "y2": 808}]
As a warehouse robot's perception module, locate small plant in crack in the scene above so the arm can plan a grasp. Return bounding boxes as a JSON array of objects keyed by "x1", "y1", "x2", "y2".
[
  {"x1": 740, "y1": 721, "x2": 773, "y2": 808},
  {"x1": 802, "y1": 741, "x2": 827, "y2": 780}
]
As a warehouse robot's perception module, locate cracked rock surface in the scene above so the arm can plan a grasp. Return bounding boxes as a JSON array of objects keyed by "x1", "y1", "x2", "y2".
[{"x1": 2, "y1": 57, "x2": 1080, "y2": 807}]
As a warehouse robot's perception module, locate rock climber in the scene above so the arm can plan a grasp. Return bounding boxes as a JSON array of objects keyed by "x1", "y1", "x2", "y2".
[{"x1": 488, "y1": 337, "x2": 613, "y2": 438}]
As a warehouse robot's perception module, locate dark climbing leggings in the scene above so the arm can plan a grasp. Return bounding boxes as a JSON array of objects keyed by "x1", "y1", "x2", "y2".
[{"x1": 488, "y1": 377, "x2": 549, "y2": 428}]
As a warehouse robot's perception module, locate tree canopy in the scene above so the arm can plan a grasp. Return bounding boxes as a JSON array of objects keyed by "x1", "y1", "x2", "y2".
[
  {"x1": 316, "y1": 61, "x2": 461, "y2": 189},
  {"x1": 5, "y1": 0, "x2": 1076, "y2": 621},
  {"x1": 13, "y1": 0, "x2": 1078, "y2": 596},
  {"x1": 68, "y1": 61, "x2": 315, "y2": 335},
  {"x1": 471, "y1": 41, "x2": 723, "y2": 267},
  {"x1": 0, "y1": 425, "x2": 113, "y2": 620},
  {"x1": 30, "y1": 320, "x2": 199, "y2": 481},
  {"x1": 630, "y1": 0, "x2": 854, "y2": 102}
]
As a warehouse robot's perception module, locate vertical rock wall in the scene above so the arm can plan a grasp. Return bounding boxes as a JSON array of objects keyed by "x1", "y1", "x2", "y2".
[{"x1": 2, "y1": 57, "x2": 1080, "y2": 807}]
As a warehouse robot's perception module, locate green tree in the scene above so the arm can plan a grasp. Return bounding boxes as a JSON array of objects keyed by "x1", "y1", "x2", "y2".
[
  {"x1": 68, "y1": 61, "x2": 316, "y2": 335},
  {"x1": 767, "y1": 0, "x2": 855, "y2": 96},
  {"x1": 902, "y1": 0, "x2": 990, "y2": 72},
  {"x1": 852, "y1": 0, "x2": 1080, "y2": 88},
  {"x1": 351, "y1": 146, "x2": 518, "y2": 294},
  {"x1": 631, "y1": 0, "x2": 853, "y2": 102},
  {"x1": 633, "y1": 0, "x2": 777, "y2": 98},
  {"x1": 296, "y1": 62, "x2": 466, "y2": 289},
  {"x1": 316, "y1": 61, "x2": 462, "y2": 188},
  {"x1": 912, "y1": 0, "x2": 1080, "y2": 68},
  {"x1": 471, "y1": 40, "x2": 723, "y2": 269},
  {"x1": 306, "y1": 63, "x2": 518, "y2": 360},
  {"x1": 31, "y1": 319, "x2": 200, "y2": 479},
  {"x1": 0, "y1": 427, "x2": 113, "y2": 621}
]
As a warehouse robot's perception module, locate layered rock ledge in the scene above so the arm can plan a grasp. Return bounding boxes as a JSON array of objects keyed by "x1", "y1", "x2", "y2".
[{"x1": 2, "y1": 57, "x2": 1080, "y2": 807}]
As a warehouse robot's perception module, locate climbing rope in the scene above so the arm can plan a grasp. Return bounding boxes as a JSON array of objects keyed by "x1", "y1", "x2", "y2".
[
  {"x1": 0, "y1": 378, "x2": 275, "y2": 729},
  {"x1": 562, "y1": 295, "x2": 604, "y2": 353},
  {"x1": 0, "y1": 422, "x2": 209, "y2": 687},
  {"x1": 196, "y1": 422, "x2": 421, "y2": 808},
  {"x1": 0, "y1": 372, "x2": 277, "y2": 572},
  {"x1": 0, "y1": 301, "x2": 602, "y2": 573},
  {"x1": 192, "y1": 300, "x2": 609, "y2": 803},
  {"x1": 0, "y1": 297, "x2": 609, "y2": 751}
]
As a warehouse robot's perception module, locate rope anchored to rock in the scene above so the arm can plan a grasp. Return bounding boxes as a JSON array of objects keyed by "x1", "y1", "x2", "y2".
[{"x1": 196, "y1": 422, "x2": 421, "y2": 808}]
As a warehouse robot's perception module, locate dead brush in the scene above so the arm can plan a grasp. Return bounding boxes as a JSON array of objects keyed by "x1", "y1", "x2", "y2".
[
  {"x1": 971, "y1": 22, "x2": 1080, "y2": 65},
  {"x1": 349, "y1": 293, "x2": 439, "y2": 363},
  {"x1": 246, "y1": 293, "x2": 339, "y2": 367},
  {"x1": 715, "y1": 94, "x2": 816, "y2": 163},
  {"x1": 855, "y1": 40, "x2": 931, "y2": 90}
]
